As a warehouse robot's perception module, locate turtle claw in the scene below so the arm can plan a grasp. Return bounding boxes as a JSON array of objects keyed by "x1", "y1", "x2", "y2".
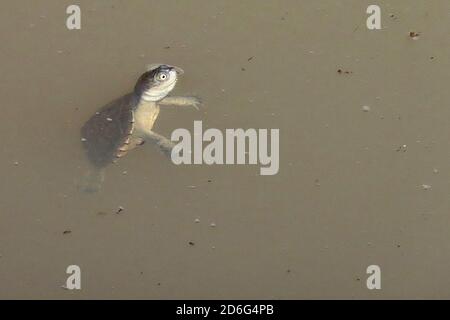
[{"x1": 188, "y1": 97, "x2": 202, "y2": 110}]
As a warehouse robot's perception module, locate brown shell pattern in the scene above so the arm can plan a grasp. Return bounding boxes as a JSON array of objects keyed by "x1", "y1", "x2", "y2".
[{"x1": 81, "y1": 93, "x2": 138, "y2": 168}]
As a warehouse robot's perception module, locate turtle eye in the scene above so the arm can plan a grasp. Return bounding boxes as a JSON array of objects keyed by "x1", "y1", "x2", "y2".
[{"x1": 156, "y1": 72, "x2": 169, "y2": 81}]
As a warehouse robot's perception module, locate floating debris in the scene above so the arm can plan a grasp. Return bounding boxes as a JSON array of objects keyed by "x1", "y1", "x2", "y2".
[
  {"x1": 13, "y1": 161, "x2": 19, "y2": 166},
  {"x1": 116, "y1": 206, "x2": 125, "y2": 214},
  {"x1": 194, "y1": 218, "x2": 200, "y2": 224},
  {"x1": 63, "y1": 230, "x2": 72, "y2": 235},
  {"x1": 362, "y1": 105, "x2": 371, "y2": 112},
  {"x1": 247, "y1": 56, "x2": 254, "y2": 61},
  {"x1": 81, "y1": 138, "x2": 87, "y2": 142},
  {"x1": 337, "y1": 68, "x2": 353, "y2": 75},
  {"x1": 433, "y1": 168, "x2": 439, "y2": 174},
  {"x1": 210, "y1": 222, "x2": 217, "y2": 228},
  {"x1": 106, "y1": 117, "x2": 113, "y2": 122},
  {"x1": 396, "y1": 144, "x2": 407, "y2": 152},
  {"x1": 409, "y1": 31, "x2": 420, "y2": 40},
  {"x1": 188, "y1": 241, "x2": 195, "y2": 246},
  {"x1": 389, "y1": 14, "x2": 398, "y2": 20},
  {"x1": 421, "y1": 184, "x2": 432, "y2": 190}
]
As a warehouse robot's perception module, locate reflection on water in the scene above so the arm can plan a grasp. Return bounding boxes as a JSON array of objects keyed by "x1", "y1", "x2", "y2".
[{"x1": 1, "y1": 0, "x2": 450, "y2": 298}]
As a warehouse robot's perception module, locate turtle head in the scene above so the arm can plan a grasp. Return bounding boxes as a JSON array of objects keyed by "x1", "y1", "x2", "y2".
[{"x1": 134, "y1": 64, "x2": 183, "y2": 102}]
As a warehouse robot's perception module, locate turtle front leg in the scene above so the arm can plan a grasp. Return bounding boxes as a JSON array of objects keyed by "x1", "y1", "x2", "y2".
[
  {"x1": 143, "y1": 130, "x2": 175, "y2": 158},
  {"x1": 158, "y1": 96, "x2": 201, "y2": 110}
]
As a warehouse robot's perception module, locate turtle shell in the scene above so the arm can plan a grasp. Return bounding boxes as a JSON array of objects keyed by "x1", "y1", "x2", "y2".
[{"x1": 81, "y1": 93, "x2": 140, "y2": 168}]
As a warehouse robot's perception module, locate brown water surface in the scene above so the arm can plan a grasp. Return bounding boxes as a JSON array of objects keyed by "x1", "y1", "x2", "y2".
[{"x1": 1, "y1": 0, "x2": 450, "y2": 299}]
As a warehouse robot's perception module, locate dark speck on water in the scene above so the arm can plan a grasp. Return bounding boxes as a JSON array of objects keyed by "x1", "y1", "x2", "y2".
[
  {"x1": 116, "y1": 206, "x2": 125, "y2": 214},
  {"x1": 337, "y1": 68, "x2": 353, "y2": 75},
  {"x1": 409, "y1": 31, "x2": 420, "y2": 40}
]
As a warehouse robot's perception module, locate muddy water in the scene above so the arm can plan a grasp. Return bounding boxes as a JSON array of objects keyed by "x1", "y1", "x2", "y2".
[{"x1": 1, "y1": 0, "x2": 450, "y2": 299}]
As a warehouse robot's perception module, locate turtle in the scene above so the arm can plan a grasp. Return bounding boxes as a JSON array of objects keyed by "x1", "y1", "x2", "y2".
[{"x1": 79, "y1": 64, "x2": 200, "y2": 193}]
